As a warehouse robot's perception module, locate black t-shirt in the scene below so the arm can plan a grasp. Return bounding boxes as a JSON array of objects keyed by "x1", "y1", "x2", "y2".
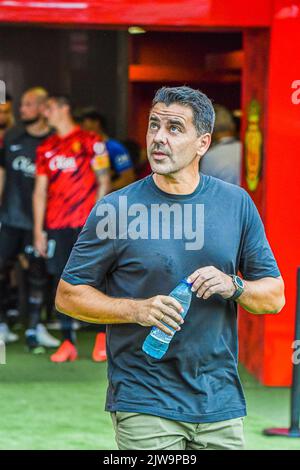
[{"x1": 0, "y1": 126, "x2": 52, "y2": 230}]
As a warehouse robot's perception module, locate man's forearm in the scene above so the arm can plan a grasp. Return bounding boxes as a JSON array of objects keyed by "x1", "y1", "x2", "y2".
[
  {"x1": 33, "y1": 190, "x2": 47, "y2": 234},
  {"x1": 97, "y1": 171, "x2": 111, "y2": 200},
  {"x1": 237, "y1": 277, "x2": 285, "y2": 314},
  {"x1": 0, "y1": 167, "x2": 5, "y2": 204},
  {"x1": 55, "y1": 279, "x2": 136, "y2": 324}
]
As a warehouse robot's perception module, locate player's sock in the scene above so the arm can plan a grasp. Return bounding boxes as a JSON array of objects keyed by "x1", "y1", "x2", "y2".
[{"x1": 59, "y1": 312, "x2": 76, "y2": 345}]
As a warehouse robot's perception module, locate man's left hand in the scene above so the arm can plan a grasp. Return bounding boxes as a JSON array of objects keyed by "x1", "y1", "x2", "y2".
[{"x1": 187, "y1": 266, "x2": 236, "y2": 300}]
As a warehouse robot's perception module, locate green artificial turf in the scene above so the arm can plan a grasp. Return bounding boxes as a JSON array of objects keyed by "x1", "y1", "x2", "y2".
[{"x1": 0, "y1": 329, "x2": 299, "y2": 450}]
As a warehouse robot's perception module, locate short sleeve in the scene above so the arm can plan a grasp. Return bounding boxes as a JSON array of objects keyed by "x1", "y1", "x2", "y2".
[
  {"x1": 239, "y1": 193, "x2": 281, "y2": 281},
  {"x1": 61, "y1": 199, "x2": 117, "y2": 289},
  {"x1": 108, "y1": 141, "x2": 133, "y2": 174},
  {"x1": 87, "y1": 135, "x2": 110, "y2": 173},
  {"x1": 35, "y1": 145, "x2": 49, "y2": 176}
]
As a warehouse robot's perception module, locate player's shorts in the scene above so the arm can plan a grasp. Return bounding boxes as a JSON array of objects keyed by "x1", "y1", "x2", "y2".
[
  {"x1": 46, "y1": 227, "x2": 82, "y2": 277},
  {"x1": 0, "y1": 223, "x2": 32, "y2": 266}
]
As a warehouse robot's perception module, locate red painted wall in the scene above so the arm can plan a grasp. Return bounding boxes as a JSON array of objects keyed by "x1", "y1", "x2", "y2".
[
  {"x1": 262, "y1": 0, "x2": 300, "y2": 385},
  {"x1": 239, "y1": 1, "x2": 300, "y2": 386},
  {"x1": 239, "y1": 30, "x2": 270, "y2": 383},
  {"x1": 0, "y1": 0, "x2": 272, "y2": 27}
]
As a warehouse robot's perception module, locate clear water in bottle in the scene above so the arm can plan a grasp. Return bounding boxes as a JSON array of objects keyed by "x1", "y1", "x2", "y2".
[{"x1": 142, "y1": 278, "x2": 193, "y2": 359}]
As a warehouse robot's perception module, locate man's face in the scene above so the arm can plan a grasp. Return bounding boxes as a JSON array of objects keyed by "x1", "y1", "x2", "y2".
[
  {"x1": 20, "y1": 92, "x2": 43, "y2": 124},
  {"x1": 0, "y1": 102, "x2": 12, "y2": 129},
  {"x1": 44, "y1": 99, "x2": 65, "y2": 128},
  {"x1": 146, "y1": 102, "x2": 210, "y2": 175},
  {"x1": 82, "y1": 118, "x2": 101, "y2": 134}
]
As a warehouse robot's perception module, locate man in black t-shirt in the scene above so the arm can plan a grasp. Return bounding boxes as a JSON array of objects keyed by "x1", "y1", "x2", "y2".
[{"x1": 0, "y1": 87, "x2": 60, "y2": 351}]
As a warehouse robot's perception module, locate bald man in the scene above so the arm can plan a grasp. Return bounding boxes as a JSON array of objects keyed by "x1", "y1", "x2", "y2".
[
  {"x1": 200, "y1": 105, "x2": 242, "y2": 186},
  {"x1": 0, "y1": 87, "x2": 59, "y2": 351},
  {"x1": 0, "y1": 94, "x2": 14, "y2": 149}
]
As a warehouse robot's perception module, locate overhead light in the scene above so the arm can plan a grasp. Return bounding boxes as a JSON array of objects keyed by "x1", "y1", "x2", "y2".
[{"x1": 128, "y1": 26, "x2": 146, "y2": 35}]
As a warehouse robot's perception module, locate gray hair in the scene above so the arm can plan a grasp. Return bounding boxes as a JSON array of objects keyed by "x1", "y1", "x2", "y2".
[{"x1": 152, "y1": 86, "x2": 215, "y2": 136}]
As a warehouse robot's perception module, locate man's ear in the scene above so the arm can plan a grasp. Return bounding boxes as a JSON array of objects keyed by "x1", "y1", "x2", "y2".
[{"x1": 196, "y1": 133, "x2": 211, "y2": 157}]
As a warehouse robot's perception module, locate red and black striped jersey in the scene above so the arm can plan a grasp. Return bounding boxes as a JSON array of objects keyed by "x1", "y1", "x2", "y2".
[{"x1": 36, "y1": 126, "x2": 110, "y2": 230}]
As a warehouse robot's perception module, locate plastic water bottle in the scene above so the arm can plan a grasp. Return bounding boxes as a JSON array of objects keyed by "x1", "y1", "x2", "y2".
[{"x1": 142, "y1": 278, "x2": 193, "y2": 359}]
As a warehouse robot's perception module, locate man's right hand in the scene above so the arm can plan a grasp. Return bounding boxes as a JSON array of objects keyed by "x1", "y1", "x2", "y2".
[
  {"x1": 134, "y1": 295, "x2": 184, "y2": 336},
  {"x1": 34, "y1": 230, "x2": 48, "y2": 257}
]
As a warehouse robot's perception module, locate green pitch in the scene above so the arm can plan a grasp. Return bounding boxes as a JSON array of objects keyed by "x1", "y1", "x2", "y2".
[{"x1": 0, "y1": 329, "x2": 299, "y2": 450}]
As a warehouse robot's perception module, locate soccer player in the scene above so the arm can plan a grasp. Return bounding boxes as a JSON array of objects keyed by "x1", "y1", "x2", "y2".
[
  {"x1": 80, "y1": 109, "x2": 135, "y2": 191},
  {"x1": 0, "y1": 87, "x2": 59, "y2": 351},
  {"x1": 0, "y1": 94, "x2": 14, "y2": 149},
  {"x1": 79, "y1": 109, "x2": 136, "y2": 362},
  {"x1": 34, "y1": 94, "x2": 111, "y2": 362}
]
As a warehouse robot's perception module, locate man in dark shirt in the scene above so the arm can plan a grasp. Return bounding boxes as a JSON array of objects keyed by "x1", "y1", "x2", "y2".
[
  {"x1": 0, "y1": 87, "x2": 59, "y2": 351},
  {"x1": 0, "y1": 94, "x2": 14, "y2": 149},
  {"x1": 56, "y1": 86, "x2": 285, "y2": 450}
]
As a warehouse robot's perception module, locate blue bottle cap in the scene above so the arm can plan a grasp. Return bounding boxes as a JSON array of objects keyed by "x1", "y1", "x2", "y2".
[{"x1": 181, "y1": 278, "x2": 193, "y2": 287}]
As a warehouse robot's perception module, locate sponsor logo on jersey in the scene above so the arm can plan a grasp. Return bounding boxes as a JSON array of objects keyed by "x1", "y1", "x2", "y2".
[
  {"x1": 115, "y1": 153, "x2": 130, "y2": 166},
  {"x1": 49, "y1": 156, "x2": 77, "y2": 172},
  {"x1": 10, "y1": 144, "x2": 22, "y2": 152},
  {"x1": 12, "y1": 156, "x2": 35, "y2": 177}
]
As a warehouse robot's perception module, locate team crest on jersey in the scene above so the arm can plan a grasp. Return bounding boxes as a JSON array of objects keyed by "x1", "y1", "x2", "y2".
[{"x1": 72, "y1": 141, "x2": 81, "y2": 153}]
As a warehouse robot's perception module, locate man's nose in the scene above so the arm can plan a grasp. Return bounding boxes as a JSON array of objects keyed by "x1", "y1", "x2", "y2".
[{"x1": 153, "y1": 126, "x2": 167, "y2": 144}]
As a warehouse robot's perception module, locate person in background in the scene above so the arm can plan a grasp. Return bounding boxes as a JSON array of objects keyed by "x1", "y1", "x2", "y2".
[
  {"x1": 122, "y1": 139, "x2": 151, "y2": 180},
  {"x1": 0, "y1": 87, "x2": 59, "y2": 351},
  {"x1": 34, "y1": 95, "x2": 111, "y2": 363},
  {"x1": 80, "y1": 109, "x2": 136, "y2": 362},
  {"x1": 0, "y1": 93, "x2": 14, "y2": 149},
  {"x1": 0, "y1": 94, "x2": 15, "y2": 333},
  {"x1": 80, "y1": 109, "x2": 135, "y2": 191},
  {"x1": 200, "y1": 104, "x2": 242, "y2": 185}
]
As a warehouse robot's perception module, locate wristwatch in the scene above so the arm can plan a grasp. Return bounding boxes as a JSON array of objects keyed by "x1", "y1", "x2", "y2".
[{"x1": 228, "y1": 275, "x2": 245, "y2": 301}]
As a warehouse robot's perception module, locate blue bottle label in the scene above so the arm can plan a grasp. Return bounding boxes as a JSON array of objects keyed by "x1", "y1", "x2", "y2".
[{"x1": 149, "y1": 325, "x2": 174, "y2": 343}]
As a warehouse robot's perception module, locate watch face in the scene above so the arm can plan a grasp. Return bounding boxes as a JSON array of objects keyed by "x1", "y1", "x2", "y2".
[{"x1": 236, "y1": 277, "x2": 244, "y2": 288}]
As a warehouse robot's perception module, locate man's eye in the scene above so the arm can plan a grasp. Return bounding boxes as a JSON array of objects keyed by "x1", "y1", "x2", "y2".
[
  {"x1": 170, "y1": 126, "x2": 180, "y2": 133},
  {"x1": 149, "y1": 122, "x2": 158, "y2": 129}
]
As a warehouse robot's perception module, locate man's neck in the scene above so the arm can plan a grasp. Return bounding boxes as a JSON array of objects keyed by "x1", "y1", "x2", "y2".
[
  {"x1": 153, "y1": 166, "x2": 200, "y2": 195},
  {"x1": 26, "y1": 119, "x2": 50, "y2": 137},
  {"x1": 56, "y1": 119, "x2": 77, "y2": 138}
]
